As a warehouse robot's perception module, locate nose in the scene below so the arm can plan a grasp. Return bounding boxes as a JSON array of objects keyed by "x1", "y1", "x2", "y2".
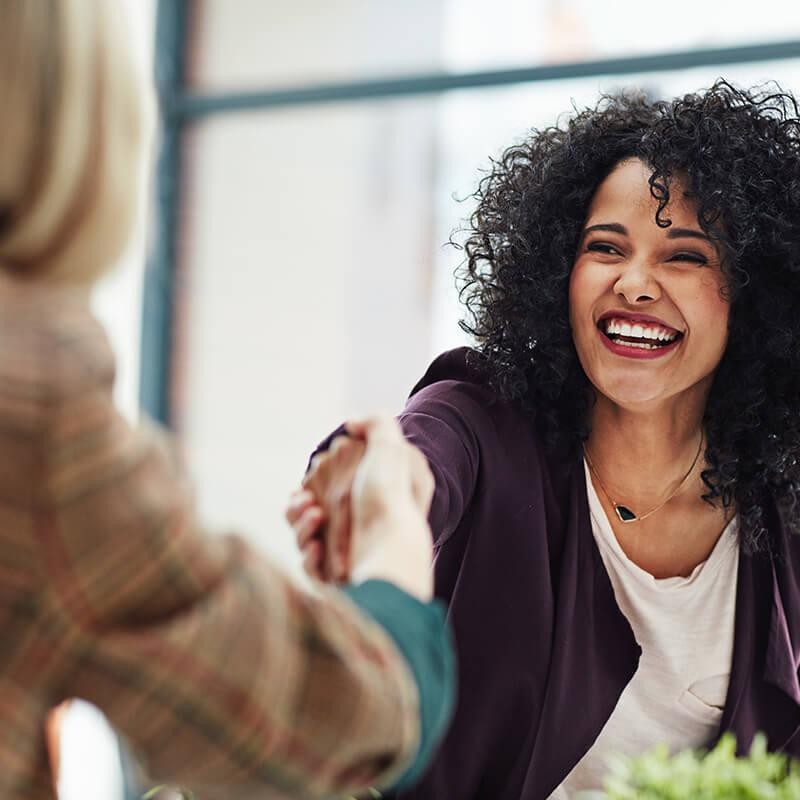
[{"x1": 613, "y1": 258, "x2": 661, "y2": 305}]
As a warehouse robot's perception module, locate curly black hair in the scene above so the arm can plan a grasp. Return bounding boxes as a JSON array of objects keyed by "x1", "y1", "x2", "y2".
[{"x1": 457, "y1": 79, "x2": 800, "y2": 554}]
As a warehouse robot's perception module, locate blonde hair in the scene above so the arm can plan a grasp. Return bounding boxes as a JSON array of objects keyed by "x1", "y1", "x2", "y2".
[{"x1": 0, "y1": 0, "x2": 151, "y2": 283}]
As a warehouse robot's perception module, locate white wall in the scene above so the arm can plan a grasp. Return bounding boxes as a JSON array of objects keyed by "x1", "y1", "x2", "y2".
[{"x1": 179, "y1": 0, "x2": 445, "y2": 571}]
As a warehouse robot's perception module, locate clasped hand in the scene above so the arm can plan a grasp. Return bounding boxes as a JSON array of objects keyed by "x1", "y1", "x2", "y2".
[{"x1": 286, "y1": 417, "x2": 435, "y2": 602}]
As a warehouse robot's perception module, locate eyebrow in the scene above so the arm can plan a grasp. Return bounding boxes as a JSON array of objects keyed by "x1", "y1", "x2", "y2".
[
  {"x1": 581, "y1": 222, "x2": 713, "y2": 243},
  {"x1": 582, "y1": 223, "x2": 627, "y2": 237},
  {"x1": 665, "y1": 227, "x2": 713, "y2": 243}
]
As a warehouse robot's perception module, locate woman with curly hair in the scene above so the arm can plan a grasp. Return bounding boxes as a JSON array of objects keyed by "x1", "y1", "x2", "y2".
[{"x1": 294, "y1": 79, "x2": 800, "y2": 799}]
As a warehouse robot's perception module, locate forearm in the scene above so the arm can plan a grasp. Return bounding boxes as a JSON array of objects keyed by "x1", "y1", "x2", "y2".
[
  {"x1": 58, "y1": 534, "x2": 423, "y2": 800},
  {"x1": 39, "y1": 417, "x2": 423, "y2": 798}
]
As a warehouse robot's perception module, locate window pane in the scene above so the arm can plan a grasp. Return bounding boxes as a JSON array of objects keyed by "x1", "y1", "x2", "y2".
[
  {"x1": 178, "y1": 99, "x2": 439, "y2": 565},
  {"x1": 191, "y1": 0, "x2": 446, "y2": 91},
  {"x1": 191, "y1": 0, "x2": 800, "y2": 91},
  {"x1": 442, "y1": 0, "x2": 800, "y2": 73}
]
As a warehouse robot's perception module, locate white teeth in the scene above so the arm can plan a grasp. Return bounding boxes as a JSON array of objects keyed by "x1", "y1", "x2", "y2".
[
  {"x1": 602, "y1": 317, "x2": 678, "y2": 343},
  {"x1": 614, "y1": 340, "x2": 659, "y2": 350}
]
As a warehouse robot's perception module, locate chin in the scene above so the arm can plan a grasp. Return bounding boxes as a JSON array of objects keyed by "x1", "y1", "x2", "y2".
[{"x1": 593, "y1": 376, "x2": 672, "y2": 410}]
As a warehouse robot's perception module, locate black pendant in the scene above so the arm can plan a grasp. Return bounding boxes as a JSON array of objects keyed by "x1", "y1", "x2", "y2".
[{"x1": 614, "y1": 504, "x2": 638, "y2": 523}]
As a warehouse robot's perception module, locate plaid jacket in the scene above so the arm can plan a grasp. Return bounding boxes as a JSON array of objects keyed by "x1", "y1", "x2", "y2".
[{"x1": 0, "y1": 281, "x2": 420, "y2": 799}]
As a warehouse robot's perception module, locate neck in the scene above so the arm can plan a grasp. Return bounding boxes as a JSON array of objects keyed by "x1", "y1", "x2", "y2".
[{"x1": 586, "y1": 394, "x2": 706, "y2": 508}]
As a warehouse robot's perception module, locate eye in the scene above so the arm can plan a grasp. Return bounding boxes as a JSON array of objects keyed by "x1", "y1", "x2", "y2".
[
  {"x1": 586, "y1": 242, "x2": 622, "y2": 256},
  {"x1": 668, "y1": 251, "x2": 708, "y2": 266}
]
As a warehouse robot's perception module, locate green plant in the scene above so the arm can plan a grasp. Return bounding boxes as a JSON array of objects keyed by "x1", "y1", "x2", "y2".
[{"x1": 600, "y1": 734, "x2": 800, "y2": 799}]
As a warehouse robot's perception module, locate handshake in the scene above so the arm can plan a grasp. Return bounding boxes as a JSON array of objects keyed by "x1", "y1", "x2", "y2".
[{"x1": 287, "y1": 416, "x2": 436, "y2": 601}]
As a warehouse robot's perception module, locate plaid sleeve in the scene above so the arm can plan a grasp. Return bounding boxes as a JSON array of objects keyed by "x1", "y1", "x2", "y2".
[{"x1": 14, "y1": 302, "x2": 421, "y2": 800}]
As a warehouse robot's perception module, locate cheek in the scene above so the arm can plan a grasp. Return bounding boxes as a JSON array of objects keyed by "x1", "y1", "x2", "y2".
[
  {"x1": 569, "y1": 261, "x2": 611, "y2": 349},
  {"x1": 568, "y1": 261, "x2": 595, "y2": 327},
  {"x1": 687, "y1": 283, "x2": 731, "y2": 360}
]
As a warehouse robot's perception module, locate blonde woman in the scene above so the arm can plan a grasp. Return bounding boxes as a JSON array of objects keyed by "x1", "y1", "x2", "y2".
[{"x1": 0, "y1": 2, "x2": 454, "y2": 799}]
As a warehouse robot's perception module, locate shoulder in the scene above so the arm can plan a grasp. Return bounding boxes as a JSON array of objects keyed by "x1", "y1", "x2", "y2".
[
  {"x1": 405, "y1": 348, "x2": 497, "y2": 422},
  {"x1": 0, "y1": 280, "x2": 114, "y2": 427},
  {"x1": 403, "y1": 347, "x2": 538, "y2": 450},
  {"x1": 408, "y1": 347, "x2": 487, "y2": 395}
]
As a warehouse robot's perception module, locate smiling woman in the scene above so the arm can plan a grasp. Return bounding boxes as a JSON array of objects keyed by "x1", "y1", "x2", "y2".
[
  {"x1": 570, "y1": 159, "x2": 730, "y2": 409},
  {"x1": 566, "y1": 158, "x2": 738, "y2": 593},
  {"x1": 297, "y1": 80, "x2": 800, "y2": 799},
  {"x1": 457, "y1": 81, "x2": 800, "y2": 558}
]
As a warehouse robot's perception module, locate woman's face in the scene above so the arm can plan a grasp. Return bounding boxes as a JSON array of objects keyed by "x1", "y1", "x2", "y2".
[{"x1": 569, "y1": 158, "x2": 730, "y2": 413}]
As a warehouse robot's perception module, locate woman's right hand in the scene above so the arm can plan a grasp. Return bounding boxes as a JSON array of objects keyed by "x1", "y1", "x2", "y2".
[
  {"x1": 286, "y1": 416, "x2": 435, "y2": 601},
  {"x1": 289, "y1": 435, "x2": 365, "y2": 583}
]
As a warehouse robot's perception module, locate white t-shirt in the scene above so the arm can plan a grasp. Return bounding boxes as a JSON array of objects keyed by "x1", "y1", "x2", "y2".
[{"x1": 548, "y1": 462, "x2": 740, "y2": 799}]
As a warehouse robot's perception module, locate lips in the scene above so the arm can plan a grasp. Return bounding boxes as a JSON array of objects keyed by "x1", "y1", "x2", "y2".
[{"x1": 596, "y1": 311, "x2": 683, "y2": 360}]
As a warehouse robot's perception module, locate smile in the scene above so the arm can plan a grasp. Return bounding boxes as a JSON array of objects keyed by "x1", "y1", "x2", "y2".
[{"x1": 597, "y1": 316, "x2": 683, "y2": 359}]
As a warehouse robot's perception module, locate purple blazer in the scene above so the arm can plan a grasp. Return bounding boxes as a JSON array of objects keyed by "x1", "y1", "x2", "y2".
[{"x1": 383, "y1": 348, "x2": 800, "y2": 800}]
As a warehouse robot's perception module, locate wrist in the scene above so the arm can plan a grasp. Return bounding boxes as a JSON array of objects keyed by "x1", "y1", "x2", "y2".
[{"x1": 350, "y1": 511, "x2": 434, "y2": 602}]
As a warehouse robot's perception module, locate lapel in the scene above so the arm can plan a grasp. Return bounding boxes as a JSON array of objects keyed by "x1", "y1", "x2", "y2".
[
  {"x1": 763, "y1": 559, "x2": 800, "y2": 706},
  {"x1": 718, "y1": 502, "x2": 800, "y2": 755},
  {"x1": 521, "y1": 457, "x2": 641, "y2": 799}
]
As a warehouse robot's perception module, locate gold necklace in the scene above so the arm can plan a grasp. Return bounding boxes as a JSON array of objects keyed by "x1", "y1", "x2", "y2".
[{"x1": 583, "y1": 432, "x2": 704, "y2": 524}]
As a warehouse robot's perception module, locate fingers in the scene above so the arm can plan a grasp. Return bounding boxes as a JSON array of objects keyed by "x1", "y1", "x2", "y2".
[
  {"x1": 295, "y1": 505, "x2": 325, "y2": 548},
  {"x1": 301, "y1": 416, "x2": 437, "y2": 594},
  {"x1": 329, "y1": 435, "x2": 351, "y2": 454},
  {"x1": 297, "y1": 435, "x2": 366, "y2": 585},
  {"x1": 286, "y1": 488, "x2": 316, "y2": 526},
  {"x1": 303, "y1": 435, "x2": 360, "y2": 492},
  {"x1": 302, "y1": 539, "x2": 324, "y2": 580},
  {"x1": 287, "y1": 490, "x2": 326, "y2": 581},
  {"x1": 287, "y1": 489, "x2": 326, "y2": 548}
]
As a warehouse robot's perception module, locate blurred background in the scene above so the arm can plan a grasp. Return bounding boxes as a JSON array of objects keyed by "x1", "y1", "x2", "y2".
[{"x1": 66, "y1": 1, "x2": 800, "y2": 797}]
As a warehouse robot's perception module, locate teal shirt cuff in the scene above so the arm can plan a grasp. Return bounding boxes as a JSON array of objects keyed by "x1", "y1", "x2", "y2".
[{"x1": 343, "y1": 580, "x2": 456, "y2": 792}]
